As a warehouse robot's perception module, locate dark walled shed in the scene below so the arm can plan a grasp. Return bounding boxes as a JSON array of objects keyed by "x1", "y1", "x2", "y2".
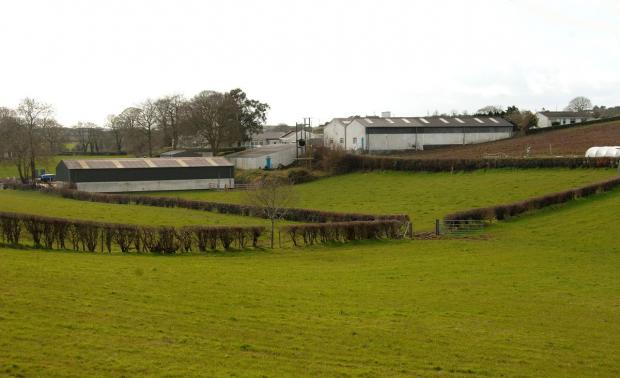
[{"x1": 56, "y1": 157, "x2": 234, "y2": 192}]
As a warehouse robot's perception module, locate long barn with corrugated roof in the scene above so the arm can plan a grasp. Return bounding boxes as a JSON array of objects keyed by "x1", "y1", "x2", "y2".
[{"x1": 55, "y1": 157, "x2": 234, "y2": 192}]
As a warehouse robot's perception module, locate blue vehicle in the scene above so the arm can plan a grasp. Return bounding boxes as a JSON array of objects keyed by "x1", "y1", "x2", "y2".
[{"x1": 40, "y1": 173, "x2": 55, "y2": 183}]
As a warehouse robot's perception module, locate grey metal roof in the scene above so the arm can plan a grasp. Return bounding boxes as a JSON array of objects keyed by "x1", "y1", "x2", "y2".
[
  {"x1": 226, "y1": 144, "x2": 295, "y2": 158},
  {"x1": 538, "y1": 111, "x2": 593, "y2": 118},
  {"x1": 353, "y1": 116, "x2": 513, "y2": 128},
  {"x1": 253, "y1": 131, "x2": 285, "y2": 140},
  {"x1": 61, "y1": 157, "x2": 232, "y2": 170}
]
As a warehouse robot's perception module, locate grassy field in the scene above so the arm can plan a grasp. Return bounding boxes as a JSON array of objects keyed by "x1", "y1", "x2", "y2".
[
  {"x1": 0, "y1": 190, "x2": 271, "y2": 228},
  {"x1": 0, "y1": 154, "x2": 128, "y2": 178},
  {"x1": 147, "y1": 169, "x2": 616, "y2": 229},
  {"x1": 1, "y1": 186, "x2": 620, "y2": 376}
]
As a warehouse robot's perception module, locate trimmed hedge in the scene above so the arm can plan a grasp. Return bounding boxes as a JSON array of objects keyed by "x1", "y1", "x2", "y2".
[
  {"x1": 3, "y1": 184, "x2": 409, "y2": 224},
  {"x1": 313, "y1": 147, "x2": 619, "y2": 174},
  {"x1": 281, "y1": 220, "x2": 407, "y2": 246},
  {"x1": 444, "y1": 176, "x2": 620, "y2": 224},
  {"x1": 0, "y1": 211, "x2": 264, "y2": 253}
]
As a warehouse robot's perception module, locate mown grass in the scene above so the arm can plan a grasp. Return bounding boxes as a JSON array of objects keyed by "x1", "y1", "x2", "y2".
[
  {"x1": 1, "y1": 186, "x2": 620, "y2": 376},
  {"x1": 0, "y1": 154, "x2": 127, "y2": 178},
  {"x1": 147, "y1": 168, "x2": 616, "y2": 229},
  {"x1": 0, "y1": 190, "x2": 272, "y2": 228}
]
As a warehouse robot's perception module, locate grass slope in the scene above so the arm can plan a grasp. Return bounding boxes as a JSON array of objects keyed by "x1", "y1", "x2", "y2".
[
  {"x1": 1, "y1": 188, "x2": 620, "y2": 376},
  {"x1": 397, "y1": 119, "x2": 620, "y2": 159},
  {"x1": 0, "y1": 190, "x2": 271, "y2": 227},
  {"x1": 147, "y1": 169, "x2": 616, "y2": 229}
]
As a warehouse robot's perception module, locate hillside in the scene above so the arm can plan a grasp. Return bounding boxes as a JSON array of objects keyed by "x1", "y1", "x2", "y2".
[
  {"x1": 2, "y1": 185, "x2": 620, "y2": 376},
  {"x1": 400, "y1": 119, "x2": 620, "y2": 159}
]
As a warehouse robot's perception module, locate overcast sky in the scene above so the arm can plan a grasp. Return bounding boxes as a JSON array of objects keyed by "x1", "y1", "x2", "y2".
[{"x1": 1, "y1": 0, "x2": 619, "y2": 126}]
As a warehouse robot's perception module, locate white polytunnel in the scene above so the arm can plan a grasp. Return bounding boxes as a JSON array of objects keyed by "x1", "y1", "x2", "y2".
[{"x1": 585, "y1": 146, "x2": 620, "y2": 158}]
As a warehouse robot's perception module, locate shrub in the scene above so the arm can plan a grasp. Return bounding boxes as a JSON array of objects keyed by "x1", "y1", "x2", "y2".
[
  {"x1": 287, "y1": 168, "x2": 317, "y2": 184},
  {"x1": 282, "y1": 220, "x2": 406, "y2": 246}
]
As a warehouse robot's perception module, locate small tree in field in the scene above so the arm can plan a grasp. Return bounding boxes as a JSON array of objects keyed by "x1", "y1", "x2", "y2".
[{"x1": 245, "y1": 177, "x2": 297, "y2": 248}]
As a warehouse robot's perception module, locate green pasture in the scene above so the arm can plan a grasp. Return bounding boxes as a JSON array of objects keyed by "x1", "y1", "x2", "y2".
[
  {"x1": 1, "y1": 185, "x2": 620, "y2": 376},
  {"x1": 0, "y1": 190, "x2": 271, "y2": 228},
  {"x1": 147, "y1": 169, "x2": 616, "y2": 229}
]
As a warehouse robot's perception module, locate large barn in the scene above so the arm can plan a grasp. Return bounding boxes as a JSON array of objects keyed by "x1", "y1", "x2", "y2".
[
  {"x1": 55, "y1": 157, "x2": 234, "y2": 192},
  {"x1": 323, "y1": 115, "x2": 515, "y2": 152}
]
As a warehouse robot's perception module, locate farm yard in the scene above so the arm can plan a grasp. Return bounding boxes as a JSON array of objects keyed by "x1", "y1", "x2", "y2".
[{"x1": 1, "y1": 166, "x2": 620, "y2": 376}]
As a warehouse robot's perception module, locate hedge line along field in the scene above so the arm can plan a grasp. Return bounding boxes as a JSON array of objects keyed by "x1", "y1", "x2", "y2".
[
  {"x1": 0, "y1": 190, "x2": 273, "y2": 228},
  {"x1": 147, "y1": 168, "x2": 616, "y2": 229},
  {"x1": 1, "y1": 188, "x2": 620, "y2": 376}
]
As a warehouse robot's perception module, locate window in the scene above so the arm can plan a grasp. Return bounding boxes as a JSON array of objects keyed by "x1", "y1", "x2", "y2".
[
  {"x1": 570, "y1": 118, "x2": 576, "y2": 124},
  {"x1": 353, "y1": 137, "x2": 357, "y2": 144},
  {"x1": 339, "y1": 138, "x2": 344, "y2": 144},
  {"x1": 329, "y1": 139, "x2": 334, "y2": 144}
]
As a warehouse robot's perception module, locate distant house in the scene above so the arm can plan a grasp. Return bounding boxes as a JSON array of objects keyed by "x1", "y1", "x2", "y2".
[
  {"x1": 536, "y1": 111, "x2": 595, "y2": 128},
  {"x1": 159, "y1": 150, "x2": 202, "y2": 158},
  {"x1": 249, "y1": 131, "x2": 285, "y2": 146},
  {"x1": 279, "y1": 130, "x2": 321, "y2": 144},
  {"x1": 323, "y1": 115, "x2": 514, "y2": 152}
]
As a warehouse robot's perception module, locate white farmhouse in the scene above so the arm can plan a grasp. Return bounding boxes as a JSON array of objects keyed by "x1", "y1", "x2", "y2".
[
  {"x1": 323, "y1": 115, "x2": 514, "y2": 152},
  {"x1": 536, "y1": 111, "x2": 595, "y2": 128}
]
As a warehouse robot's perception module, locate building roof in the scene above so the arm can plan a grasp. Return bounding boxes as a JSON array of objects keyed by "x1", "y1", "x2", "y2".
[
  {"x1": 252, "y1": 131, "x2": 285, "y2": 140},
  {"x1": 350, "y1": 115, "x2": 513, "y2": 128},
  {"x1": 160, "y1": 150, "x2": 201, "y2": 157},
  {"x1": 61, "y1": 157, "x2": 232, "y2": 170},
  {"x1": 226, "y1": 144, "x2": 296, "y2": 158},
  {"x1": 538, "y1": 111, "x2": 594, "y2": 118}
]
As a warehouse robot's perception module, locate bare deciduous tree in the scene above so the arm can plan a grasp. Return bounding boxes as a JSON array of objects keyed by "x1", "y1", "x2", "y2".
[
  {"x1": 105, "y1": 114, "x2": 124, "y2": 153},
  {"x1": 155, "y1": 95, "x2": 185, "y2": 150},
  {"x1": 136, "y1": 99, "x2": 159, "y2": 157},
  {"x1": 16, "y1": 98, "x2": 53, "y2": 181},
  {"x1": 245, "y1": 177, "x2": 297, "y2": 248},
  {"x1": 565, "y1": 96, "x2": 593, "y2": 112}
]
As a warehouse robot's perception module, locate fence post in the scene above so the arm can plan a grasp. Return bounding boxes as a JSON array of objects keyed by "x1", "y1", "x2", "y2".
[
  {"x1": 408, "y1": 222, "x2": 414, "y2": 239},
  {"x1": 435, "y1": 219, "x2": 440, "y2": 236}
]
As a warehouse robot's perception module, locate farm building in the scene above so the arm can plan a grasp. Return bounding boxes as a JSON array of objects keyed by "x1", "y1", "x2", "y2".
[
  {"x1": 225, "y1": 144, "x2": 297, "y2": 170},
  {"x1": 159, "y1": 150, "x2": 202, "y2": 158},
  {"x1": 55, "y1": 157, "x2": 234, "y2": 192},
  {"x1": 536, "y1": 111, "x2": 595, "y2": 128},
  {"x1": 323, "y1": 115, "x2": 514, "y2": 152}
]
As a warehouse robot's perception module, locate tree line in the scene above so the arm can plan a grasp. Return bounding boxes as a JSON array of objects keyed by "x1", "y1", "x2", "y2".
[{"x1": 0, "y1": 89, "x2": 269, "y2": 182}]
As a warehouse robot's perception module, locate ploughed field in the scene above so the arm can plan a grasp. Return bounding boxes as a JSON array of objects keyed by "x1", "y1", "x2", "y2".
[
  {"x1": 146, "y1": 168, "x2": 616, "y2": 230},
  {"x1": 1, "y1": 183, "x2": 620, "y2": 376},
  {"x1": 395, "y1": 119, "x2": 620, "y2": 159}
]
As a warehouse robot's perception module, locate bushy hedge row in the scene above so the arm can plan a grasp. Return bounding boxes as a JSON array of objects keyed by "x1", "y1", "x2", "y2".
[
  {"x1": 0, "y1": 211, "x2": 264, "y2": 253},
  {"x1": 444, "y1": 176, "x2": 620, "y2": 224},
  {"x1": 281, "y1": 220, "x2": 407, "y2": 246},
  {"x1": 313, "y1": 147, "x2": 618, "y2": 174},
  {"x1": 4, "y1": 183, "x2": 409, "y2": 224}
]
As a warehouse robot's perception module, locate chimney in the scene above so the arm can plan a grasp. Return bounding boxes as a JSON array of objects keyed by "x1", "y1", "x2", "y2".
[{"x1": 381, "y1": 111, "x2": 391, "y2": 118}]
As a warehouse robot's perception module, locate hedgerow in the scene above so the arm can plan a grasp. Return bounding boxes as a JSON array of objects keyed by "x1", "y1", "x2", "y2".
[
  {"x1": 281, "y1": 220, "x2": 408, "y2": 246},
  {"x1": 444, "y1": 176, "x2": 620, "y2": 224},
  {"x1": 3, "y1": 183, "x2": 409, "y2": 224},
  {"x1": 0, "y1": 211, "x2": 264, "y2": 253},
  {"x1": 312, "y1": 147, "x2": 619, "y2": 174}
]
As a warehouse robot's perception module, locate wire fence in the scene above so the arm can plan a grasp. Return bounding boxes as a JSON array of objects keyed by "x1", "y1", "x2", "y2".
[{"x1": 437, "y1": 219, "x2": 488, "y2": 236}]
